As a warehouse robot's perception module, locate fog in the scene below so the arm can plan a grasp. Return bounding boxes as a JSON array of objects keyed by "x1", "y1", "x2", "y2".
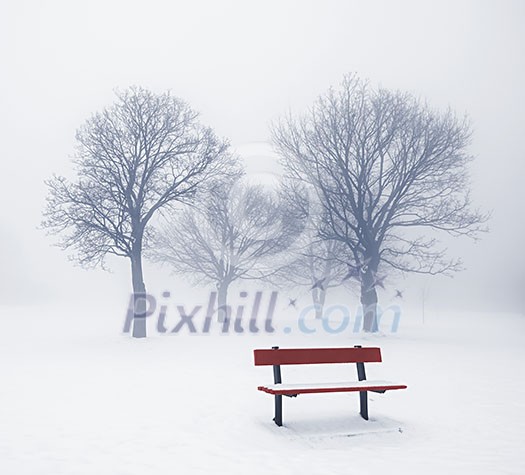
[{"x1": 1, "y1": 0, "x2": 523, "y2": 313}]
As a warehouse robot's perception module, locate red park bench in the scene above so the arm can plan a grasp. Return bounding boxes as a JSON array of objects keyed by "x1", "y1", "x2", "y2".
[{"x1": 254, "y1": 345, "x2": 407, "y2": 426}]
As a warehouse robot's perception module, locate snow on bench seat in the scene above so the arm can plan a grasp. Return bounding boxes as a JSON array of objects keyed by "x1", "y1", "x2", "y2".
[{"x1": 258, "y1": 380, "x2": 407, "y2": 395}]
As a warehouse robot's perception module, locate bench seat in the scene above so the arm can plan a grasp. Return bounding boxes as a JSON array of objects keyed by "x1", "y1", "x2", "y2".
[{"x1": 258, "y1": 380, "x2": 407, "y2": 395}]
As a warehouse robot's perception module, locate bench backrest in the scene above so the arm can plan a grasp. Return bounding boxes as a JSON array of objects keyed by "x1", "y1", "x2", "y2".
[{"x1": 253, "y1": 347, "x2": 382, "y2": 366}]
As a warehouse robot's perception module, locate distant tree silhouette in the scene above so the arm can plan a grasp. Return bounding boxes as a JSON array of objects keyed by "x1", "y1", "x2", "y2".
[{"x1": 150, "y1": 181, "x2": 300, "y2": 323}]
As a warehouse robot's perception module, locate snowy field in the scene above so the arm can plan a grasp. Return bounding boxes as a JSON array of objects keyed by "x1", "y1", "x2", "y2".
[{"x1": 1, "y1": 303, "x2": 524, "y2": 475}]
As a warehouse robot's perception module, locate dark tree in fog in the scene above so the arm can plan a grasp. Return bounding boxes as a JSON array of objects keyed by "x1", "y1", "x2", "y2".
[
  {"x1": 43, "y1": 87, "x2": 236, "y2": 337},
  {"x1": 150, "y1": 181, "x2": 298, "y2": 323},
  {"x1": 272, "y1": 75, "x2": 488, "y2": 332}
]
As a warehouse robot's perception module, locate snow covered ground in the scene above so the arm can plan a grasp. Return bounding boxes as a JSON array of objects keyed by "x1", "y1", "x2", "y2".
[{"x1": 1, "y1": 303, "x2": 524, "y2": 474}]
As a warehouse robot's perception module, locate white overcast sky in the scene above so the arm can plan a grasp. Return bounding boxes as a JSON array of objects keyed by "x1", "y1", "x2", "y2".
[{"x1": 0, "y1": 0, "x2": 523, "y2": 311}]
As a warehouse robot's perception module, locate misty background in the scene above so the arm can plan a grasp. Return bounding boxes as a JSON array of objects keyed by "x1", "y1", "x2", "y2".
[{"x1": 1, "y1": 0, "x2": 523, "y2": 314}]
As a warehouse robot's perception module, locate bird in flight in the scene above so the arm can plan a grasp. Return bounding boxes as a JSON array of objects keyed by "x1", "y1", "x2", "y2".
[
  {"x1": 394, "y1": 289, "x2": 403, "y2": 299},
  {"x1": 374, "y1": 274, "x2": 386, "y2": 289},
  {"x1": 288, "y1": 298, "x2": 297, "y2": 308},
  {"x1": 342, "y1": 266, "x2": 359, "y2": 282},
  {"x1": 310, "y1": 277, "x2": 326, "y2": 291},
  {"x1": 363, "y1": 272, "x2": 386, "y2": 292}
]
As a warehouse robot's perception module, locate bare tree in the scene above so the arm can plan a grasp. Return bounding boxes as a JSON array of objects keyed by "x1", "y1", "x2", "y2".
[
  {"x1": 276, "y1": 238, "x2": 356, "y2": 318},
  {"x1": 42, "y1": 86, "x2": 237, "y2": 337},
  {"x1": 273, "y1": 183, "x2": 356, "y2": 318},
  {"x1": 272, "y1": 75, "x2": 488, "y2": 332},
  {"x1": 150, "y1": 181, "x2": 299, "y2": 322}
]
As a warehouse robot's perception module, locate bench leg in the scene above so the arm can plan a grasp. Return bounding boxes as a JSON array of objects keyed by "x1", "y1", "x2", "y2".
[
  {"x1": 273, "y1": 395, "x2": 283, "y2": 426},
  {"x1": 359, "y1": 391, "x2": 368, "y2": 420}
]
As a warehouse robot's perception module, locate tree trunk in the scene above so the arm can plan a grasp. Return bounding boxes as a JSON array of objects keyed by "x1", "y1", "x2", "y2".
[
  {"x1": 360, "y1": 264, "x2": 379, "y2": 333},
  {"x1": 131, "y1": 241, "x2": 147, "y2": 338},
  {"x1": 314, "y1": 257, "x2": 332, "y2": 319},
  {"x1": 217, "y1": 280, "x2": 229, "y2": 323},
  {"x1": 312, "y1": 287, "x2": 327, "y2": 319}
]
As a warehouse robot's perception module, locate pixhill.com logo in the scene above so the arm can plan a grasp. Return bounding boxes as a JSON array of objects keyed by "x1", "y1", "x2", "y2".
[
  {"x1": 122, "y1": 291, "x2": 401, "y2": 335},
  {"x1": 123, "y1": 290, "x2": 279, "y2": 334}
]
